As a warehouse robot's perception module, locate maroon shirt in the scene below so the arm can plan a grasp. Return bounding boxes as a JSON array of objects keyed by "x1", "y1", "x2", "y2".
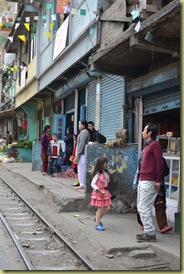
[
  {"x1": 41, "y1": 133, "x2": 52, "y2": 155},
  {"x1": 139, "y1": 140, "x2": 164, "y2": 183}
]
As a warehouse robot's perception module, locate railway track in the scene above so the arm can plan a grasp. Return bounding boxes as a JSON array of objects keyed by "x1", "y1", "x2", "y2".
[{"x1": 0, "y1": 176, "x2": 95, "y2": 270}]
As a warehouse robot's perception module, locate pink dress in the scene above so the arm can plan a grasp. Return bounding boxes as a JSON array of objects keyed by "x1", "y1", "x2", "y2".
[{"x1": 90, "y1": 172, "x2": 112, "y2": 207}]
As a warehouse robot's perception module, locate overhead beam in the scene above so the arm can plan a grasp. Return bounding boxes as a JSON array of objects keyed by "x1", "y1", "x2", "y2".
[
  {"x1": 90, "y1": 61, "x2": 146, "y2": 79},
  {"x1": 130, "y1": 35, "x2": 176, "y2": 55},
  {"x1": 100, "y1": 16, "x2": 132, "y2": 23}
]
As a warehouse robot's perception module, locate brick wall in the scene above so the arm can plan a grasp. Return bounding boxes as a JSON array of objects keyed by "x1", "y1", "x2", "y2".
[{"x1": 100, "y1": 0, "x2": 127, "y2": 48}]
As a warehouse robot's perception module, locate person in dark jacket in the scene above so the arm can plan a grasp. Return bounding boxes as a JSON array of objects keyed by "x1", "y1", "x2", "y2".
[
  {"x1": 63, "y1": 127, "x2": 73, "y2": 166},
  {"x1": 6, "y1": 131, "x2": 12, "y2": 145},
  {"x1": 88, "y1": 121, "x2": 97, "y2": 142}
]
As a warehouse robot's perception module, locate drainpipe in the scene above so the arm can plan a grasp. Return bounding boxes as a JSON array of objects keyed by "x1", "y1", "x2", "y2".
[
  {"x1": 86, "y1": 84, "x2": 88, "y2": 119},
  {"x1": 95, "y1": 77, "x2": 101, "y2": 131},
  {"x1": 19, "y1": 40, "x2": 22, "y2": 86},
  {"x1": 138, "y1": 96, "x2": 143, "y2": 158},
  {"x1": 36, "y1": 5, "x2": 42, "y2": 77},
  {"x1": 61, "y1": 99, "x2": 64, "y2": 115},
  {"x1": 122, "y1": 77, "x2": 126, "y2": 129},
  {"x1": 134, "y1": 98, "x2": 140, "y2": 143},
  {"x1": 74, "y1": 89, "x2": 78, "y2": 133},
  {"x1": 68, "y1": 0, "x2": 73, "y2": 44}
]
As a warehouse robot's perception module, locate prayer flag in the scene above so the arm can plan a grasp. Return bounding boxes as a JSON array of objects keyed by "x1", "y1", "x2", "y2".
[
  {"x1": 71, "y1": 8, "x2": 77, "y2": 14},
  {"x1": 30, "y1": 33, "x2": 36, "y2": 40},
  {"x1": 134, "y1": 21, "x2": 141, "y2": 32},
  {"x1": 80, "y1": 9, "x2": 86, "y2": 15},
  {"x1": 32, "y1": 22, "x2": 37, "y2": 31},
  {"x1": 8, "y1": 36, "x2": 13, "y2": 43},
  {"x1": 25, "y1": 17, "x2": 30, "y2": 22},
  {"x1": 18, "y1": 35, "x2": 26, "y2": 42},
  {"x1": 47, "y1": 3, "x2": 53, "y2": 9},
  {"x1": 51, "y1": 14, "x2": 57, "y2": 21},
  {"x1": 144, "y1": 32, "x2": 153, "y2": 43},
  {"x1": 15, "y1": 23, "x2": 20, "y2": 29},
  {"x1": 45, "y1": 31, "x2": 51, "y2": 38},
  {"x1": 89, "y1": 27, "x2": 94, "y2": 35},
  {"x1": 50, "y1": 23, "x2": 55, "y2": 31},
  {"x1": 24, "y1": 23, "x2": 30, "y2": 31}
]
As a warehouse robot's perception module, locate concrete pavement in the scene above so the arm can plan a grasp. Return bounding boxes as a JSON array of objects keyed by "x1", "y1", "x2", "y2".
[{"x1": 1, "y1": 162, "x2": 181, "y2": 269}]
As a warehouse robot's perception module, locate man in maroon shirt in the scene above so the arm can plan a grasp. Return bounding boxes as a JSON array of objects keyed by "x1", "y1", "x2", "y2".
[{"x1": 136, "y1": 123, "x2": 164, "y2": 242}]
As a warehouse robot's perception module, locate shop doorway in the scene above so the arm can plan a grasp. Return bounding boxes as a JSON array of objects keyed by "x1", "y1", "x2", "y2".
[
  {"x1": 143, "y1": 108, "x2": 180, "y2": 153},
  {"x1": 66, "y1": 112, "x2": 74, "y2": 135}
]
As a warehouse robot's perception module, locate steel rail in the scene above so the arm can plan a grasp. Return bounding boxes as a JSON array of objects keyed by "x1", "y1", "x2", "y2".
[
  {"x1": 0, "y1": 212, "x2": 34, "y2": 270},
  {"x1": 0, "y1": 176, "x2": 96, "y2": 270}
]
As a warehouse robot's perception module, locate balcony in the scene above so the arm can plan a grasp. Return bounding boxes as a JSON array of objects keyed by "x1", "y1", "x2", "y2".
[
  {"x1": 4, "y1": 3, "x2": 38, "y2": 53},
  {"x1": 89, "y1": 0, "x2": 180, "y2": 79}
]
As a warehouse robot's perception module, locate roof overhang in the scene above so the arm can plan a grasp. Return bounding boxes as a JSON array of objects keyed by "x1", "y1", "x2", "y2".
[
  {"x1": 0, "y1": 108, "x2": 14, "y2": 120},
  {"x1": 89, "y1": 0, "x2": 180, "y2": 80}
]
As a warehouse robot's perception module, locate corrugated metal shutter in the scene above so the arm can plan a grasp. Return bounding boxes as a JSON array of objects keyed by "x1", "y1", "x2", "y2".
[
  {"x1": 143, "y1": 91, "x2": 180, "y2": 116},
  {"x1": 100, "y1": 75, "x2": 125, "y2": 140},
  {"x1": 87, "y1": 79, "x2": 96, "y2": 122}
]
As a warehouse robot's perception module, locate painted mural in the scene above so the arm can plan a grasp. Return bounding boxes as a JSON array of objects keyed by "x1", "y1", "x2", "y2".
[{"x1": 84, "y1": 143, "x2": 138, "y2": 212}]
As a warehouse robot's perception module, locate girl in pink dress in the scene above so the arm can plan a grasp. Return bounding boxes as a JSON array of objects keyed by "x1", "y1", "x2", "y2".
[{"x1": 91, "y1": 157, "x2": 112, "y2": 231}]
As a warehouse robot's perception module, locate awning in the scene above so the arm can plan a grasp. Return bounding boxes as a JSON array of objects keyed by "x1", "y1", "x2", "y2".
[{"x1": 0, "y1": 109, "x2": 15, "y2": 120}]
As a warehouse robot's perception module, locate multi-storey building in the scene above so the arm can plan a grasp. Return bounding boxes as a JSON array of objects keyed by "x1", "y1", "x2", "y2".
[{"x1": 0, "y1": 0, "x2": 180, "y2": 218}]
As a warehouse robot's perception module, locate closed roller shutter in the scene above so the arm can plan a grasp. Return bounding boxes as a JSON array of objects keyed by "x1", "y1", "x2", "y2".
[
  {"x1": 87, "y1": 79, "x2": 96, "y2": 122},
  {"x1": 100, "y1": 75, "x2": 125, "y2": 141},
  {"x1": 143, "y1": 91, "x2": 180, "y2": 116}
]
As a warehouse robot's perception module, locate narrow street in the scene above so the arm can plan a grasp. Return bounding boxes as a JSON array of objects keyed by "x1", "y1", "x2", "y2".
[
  {"x1": 0, "y1": 163, "x2": 180, "y2": 270},
  {"x1": 0, "y1": 0, "x2": 181, "y2": 270}
]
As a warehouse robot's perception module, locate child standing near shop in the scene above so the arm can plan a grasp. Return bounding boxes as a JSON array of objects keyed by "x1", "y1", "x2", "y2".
[
  {"x1": 90, "y1": 157, "x2": 112, "y2": 231},
  {"x1": 47, "y1": 133, "x2": 62, "y2": 177}
]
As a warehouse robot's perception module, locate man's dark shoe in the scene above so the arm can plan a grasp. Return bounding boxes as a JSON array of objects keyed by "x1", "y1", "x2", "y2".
[{"x1": 136, "y1": 233, "x2": 156, "y2": 242}]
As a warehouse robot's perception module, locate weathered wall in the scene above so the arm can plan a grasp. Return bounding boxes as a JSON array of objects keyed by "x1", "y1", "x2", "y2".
[
  {"x1": 32, "y1": 141, "x2": 41, "y2": 171},
  {"x1": 32, "y1": 141, "x2": 138, "y2": 213},
  {"x1": 82, "y1": 143, "x2": 138, "y2": 213},
  {"x1": 100, "y1": 0, "x2": 127, "y2": 48}
]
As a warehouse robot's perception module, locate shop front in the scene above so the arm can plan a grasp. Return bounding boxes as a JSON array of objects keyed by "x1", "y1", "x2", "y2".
[
  {"x1": 127, "y1": 62, "x2": 180, "y2": 223},
  {"x1": 143, "y1": 94, "x2": 180, "y2": 223}
]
